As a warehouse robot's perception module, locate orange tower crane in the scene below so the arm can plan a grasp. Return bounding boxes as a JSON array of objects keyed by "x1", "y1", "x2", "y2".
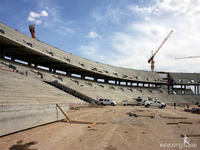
[{"x1": 148, "y1": 30, "x2": 173, "y2": 71}]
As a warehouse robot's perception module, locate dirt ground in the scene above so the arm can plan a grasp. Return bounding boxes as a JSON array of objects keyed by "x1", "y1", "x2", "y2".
[{"x1": 0, "y1": 105, "x2": 199, "y2": 150}]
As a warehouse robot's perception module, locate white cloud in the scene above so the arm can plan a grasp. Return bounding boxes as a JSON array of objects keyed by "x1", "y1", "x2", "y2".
[
  {"x1": 27, "y1": 10, "x2": 48, "y2": 24},
  {"x1": 41, "y1": 10, "x2": 48, "y2": 16},
  {"x1": 79, "y1": 43, "x2": 104, "y2": 61},
  {"x1": 84, "y1": 0, "x2": 200, "y2": 72},
  {"x1": 34, "y1": 0, "x2": 74, "y2": 35},
  {"x1": 87, "y1": 31, "x2": 99, "y2": 39},
  {"x1": 92, "y1": 5, "x2": 127, "y2": 23},
  {"x1": 119, "y1": 0, "x2": 200, "y2": 72}
]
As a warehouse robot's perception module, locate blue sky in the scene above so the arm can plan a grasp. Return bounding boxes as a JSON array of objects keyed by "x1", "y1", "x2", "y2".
[{"x1": 1, "y1": 0, "x2": 200, "y2": 72}]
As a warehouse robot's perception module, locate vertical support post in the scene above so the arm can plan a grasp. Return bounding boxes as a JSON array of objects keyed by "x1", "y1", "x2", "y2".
[
  {"x1": 81, "y1": 74, "x2": 85, "y2": 79},
  {"x1": 184, "y1": 85, "x2": 186, "y2": 95},
  {"x1": 11, "y1": 57, "x2": 15, "y2": 62},
  {"x1": 105, "y1": 79, "x2": 108, "y2": 83},
  {"x1": 49, "y1": 66, "x2": 52, "y2": 72},
  {"x1": 94, "y1": 77, "x2": 97, "y2": 82},
  {"x1": 0, "y1": 49, "x2": 5, "y2": 59}
]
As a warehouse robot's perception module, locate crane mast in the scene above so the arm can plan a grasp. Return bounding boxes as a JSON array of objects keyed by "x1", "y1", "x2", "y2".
[{"x1": 148, "y1": 30, "x2": 173, "y2": 71}]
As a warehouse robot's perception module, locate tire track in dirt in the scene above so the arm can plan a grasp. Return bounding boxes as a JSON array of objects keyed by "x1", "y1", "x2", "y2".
[{"x1": 100, "y1": 124, "x2": 119, "y2": 149}]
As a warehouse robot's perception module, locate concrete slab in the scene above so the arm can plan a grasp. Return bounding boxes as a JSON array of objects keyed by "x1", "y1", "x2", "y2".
[{"x1": 0, "y1": 103, "x2": 69, "y2": 136}]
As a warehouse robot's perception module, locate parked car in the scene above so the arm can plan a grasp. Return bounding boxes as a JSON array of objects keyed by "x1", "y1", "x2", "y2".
[
  {"x1": 144, "y1": 99, "x2": 166, "y2": 108},
  {"x1": 122, "y1": 97, "x2": 144, "y2": 106},
  {"x1": 99, "y1": 99, "x2": 117, "y2": 106}
]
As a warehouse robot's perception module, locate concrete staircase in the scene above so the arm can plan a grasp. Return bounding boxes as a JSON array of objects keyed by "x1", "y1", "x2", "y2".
[{"x1": 44, "y1": 80, "x2": 98, "y2": 104}]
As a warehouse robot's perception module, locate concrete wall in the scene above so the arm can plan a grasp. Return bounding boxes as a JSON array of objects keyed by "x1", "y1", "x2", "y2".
[{"x1": 0, "y1": 103, "x2": 69, "y2": 136}]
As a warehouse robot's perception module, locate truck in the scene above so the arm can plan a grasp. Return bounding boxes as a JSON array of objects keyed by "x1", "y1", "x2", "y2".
[
  {"x1": 122, "y1": 97, "x2": 144, "y2": 106},
  {"x1": 144, "y1": 99, "x2": 166, "y2": 108},
  {"x1": 99, "y1": 99, "x2": 117, "y2": 106}
]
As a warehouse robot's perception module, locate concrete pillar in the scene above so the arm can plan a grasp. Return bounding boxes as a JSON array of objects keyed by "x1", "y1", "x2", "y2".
[
  {"x1": 81, "y1": 74, "x2": 85, "y2": 79},
  {"x1": 11, "y1": 57, "x2": 15, "y2": 62},
  {"x1": 105, "y1": 79, "x2": 108, "y2": 83},
  {"x1": 0, "y1": 50, "x2": 5, "y2": 59},
  {"x1": 198, "y1": 86, "x2": 200, "y2": 95},
  {"x1": 66, "y1": 72, "x2": 71, "y2": 76},
  {"x1": 28, "y1": 61, "x2": 31, "y2": 66},
  {"x1": 183, "y1": 85, "x2": 186, "y2": 95},
  {"x1": 94, "y1": 77, "x2": 97, "y2": 81},
  {"x1": 181, "y1": 85, "x2": 183, "y2": 95},
  {"x1": 49, "y1": 66, "x2": 52, "y2": 72},
  {"x1": 194, "y1": 85, "x2": 197, "y2": 95}
]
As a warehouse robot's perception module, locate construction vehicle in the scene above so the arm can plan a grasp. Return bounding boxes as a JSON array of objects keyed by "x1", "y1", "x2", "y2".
[
  {"x1": 144, "y1": 99, "x2": 166, "y2": 108},
  {"x1": 148, "y1": 30, "x2": 173, "y2": 71},
  {"x1": 98, "y1": 98, "x2": 117, "y2": 106}
]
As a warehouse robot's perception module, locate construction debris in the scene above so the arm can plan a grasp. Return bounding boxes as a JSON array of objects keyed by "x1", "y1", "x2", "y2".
[
  {"x1": 88, "y1": 123, "x2": 97, "y2": 128},
  {"x1": 127, "y1": 112, "x2": 155, "y2": 119},
  {"x1": 159, "y1": 115, "x2": 187, "y2": 119},
  {"x1": 56, "y1": 104, "x2": 105, "y2": 127},
  {"x1": 56, "y1": 104, "x2": 71, "y2": 122},
  {"x1": 71, "y1": 107, "x2": 80, "y2": 110},
  {"x1": 166, "y1": 123, "x2": 179, "y2": 125},
  {"x1": 179, "y1": 121, "x2": 192, "y2": 124},
  {"x1": 166, "y1": 122, "x2": 192, "y2": 125}
]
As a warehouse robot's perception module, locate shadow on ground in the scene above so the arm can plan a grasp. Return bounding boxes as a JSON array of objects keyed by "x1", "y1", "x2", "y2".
[{"x1": 9, "y1": 140, "x2": 38, "y2": 150}]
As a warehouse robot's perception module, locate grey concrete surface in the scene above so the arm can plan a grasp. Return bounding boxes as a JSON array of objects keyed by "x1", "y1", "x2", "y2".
[
  {"x1": 0, "y1": 103, "x2": 69, "y2": 136},
  {"x1": 169, "y1": 72, "x2": 200, "y2": 84}
]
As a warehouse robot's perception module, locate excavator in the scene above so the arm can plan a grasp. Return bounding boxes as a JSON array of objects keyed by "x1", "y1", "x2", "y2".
[{"x1": 148, "y1": 30, "x2": 173, "y2": 71}]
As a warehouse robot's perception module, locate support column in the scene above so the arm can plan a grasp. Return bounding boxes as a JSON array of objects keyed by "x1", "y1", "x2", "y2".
[
  {"x1": 184, "y1": 85, "x2": 186, "y2": 95},
  {"x1": 194, "y1": 85, "x2": 197, "y2": 95},
  {"x1": 81, "y1": 74, "x2": 85, "y2": 79},
  {"x1": 198, "y1": 85, "x2": 200, "y2": 95},
  {"x1": 181, "y1": 85, "x2": 183, "y2": 95},
  {"x1": 11, "y1": 57, "x2": 15, "y2": 62},
  {"x1": 28, "y1": 61, "x2": 31, "y2": 66},
  {"x1": 94, "y1": 77, "x2": 97, "y2": 82},
  {"x1": 49, "y1": 66, "x2": 52, "y2": 72},
  {"x1": 0, "y1": 49, "x2": 5, "y2": 59},
  {"x1": 66, "y1": 72, "x2": 71, "y2": 76},
  {"x1": 105, "y1": 79, "x2": 108, "y2": 83},
  {"x1": 35, "y1": 64, "x2": 38, "y2": 68}
]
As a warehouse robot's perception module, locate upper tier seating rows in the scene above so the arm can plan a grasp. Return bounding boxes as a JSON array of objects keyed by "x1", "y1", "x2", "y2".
[{"x1": 0, "y1": 22, "x2": 163, "y2": 83}]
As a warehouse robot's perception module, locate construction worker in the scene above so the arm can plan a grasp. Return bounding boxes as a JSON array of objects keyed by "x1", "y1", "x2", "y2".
[{"x1": 174, "y1": 102, "x2": 176, "y2": 110}]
